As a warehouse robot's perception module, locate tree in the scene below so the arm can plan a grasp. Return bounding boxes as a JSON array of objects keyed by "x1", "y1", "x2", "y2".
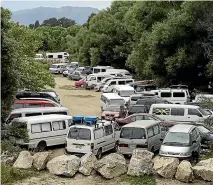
[
  {"x1": 34, "y1": 20, "x2": 40, "y2": 28},
  {"x1": 29, "y1": 24, "x2": 34, "y2": 29}
]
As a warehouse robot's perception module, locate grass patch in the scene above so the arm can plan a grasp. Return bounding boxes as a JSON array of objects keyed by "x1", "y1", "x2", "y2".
[
  {"x1": 201, "y1": 147, "x2": 213, "y2": 160},
  {"x1": 1, "y1": 164, "x2": 39, "y2": 185},
  {"x1": 120, "y1": 175, "x2": 156, "y2": 185}
]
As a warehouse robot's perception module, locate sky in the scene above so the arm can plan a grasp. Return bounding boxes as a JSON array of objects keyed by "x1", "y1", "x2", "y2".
[{"x1": 1, "y1": 0, "x2": 112, "y2": 11}]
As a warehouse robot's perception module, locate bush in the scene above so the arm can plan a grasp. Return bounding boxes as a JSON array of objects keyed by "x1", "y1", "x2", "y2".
[
  {"x1": 1, "y1": 140, "x2": 22, "y2": 156},
  {"x1": 121, "y1": 175, "x2": 156, "y2": 185},
  {"x1": 1, "y1": 164, "x2": 39, "y2": 184}
]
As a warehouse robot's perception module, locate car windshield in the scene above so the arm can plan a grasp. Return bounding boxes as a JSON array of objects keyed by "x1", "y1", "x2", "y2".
[
  {"x1": 105, "y1": 106, "x2": 120, "y2": 112},
  {"x1": 198, "y1": 108, "x2": 209, "y2": 116},
  {"x1": 50, "y1": 65, "x2": 57, "y2": 68},
  {"x1": 163, "y1": 132, "x2": 190, "y2": 146},
  {"x1": 197, "y1": 126, "x2": 210, "y2": 134},
  {"x1": 129, "y1": 106, "x2": 146, "y2": 113},
  {"x1": 101, "y1": 78, "x2": 111, "y2": 83},
  {"x1": 68, "y1": 128, "x2": 91, "y2": 140},
  {"x1": 120, "y1": 127, "x2": 146, "y2": 139},
  {"x1": 120, "y1": 90, "x2": 134, "y2": 97},
  {"x1": 110, "y1": 99, "x2": 124, "y2": 105}
]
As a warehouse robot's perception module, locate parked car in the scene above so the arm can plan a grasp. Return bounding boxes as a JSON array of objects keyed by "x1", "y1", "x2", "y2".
[
  {"x1": 40, "y1": 89, "x2": 60, "y2": 103},
  {"x1": 68, "y1": 71, "x2": 83, "y2": 81},
  {"x1": 159, "y1": 124, "x2": 201, "y2": 161},
  {"x1": 116, "y1": 113, "x2": 165, "y2": 126},
  {"x1": 75, "y1": 79, "x2": 87, "y2": 88},
  {"x1": 13, "y1": 99, "x2": 59, "y2": 110},
  {"x1": 127, "y1": 105, "x2": 149, "y2": 116},
  {"x1": 101, "y1": 105, "x2": 126, "y2": 121},
  {"x1": 49, "y1": 63, "x2": 67, "y2": 74},
  {"x1": 65, "y1": 121, "x2": 119, "y2": 159},
  {"x1": 128, "y1": 93, "x2": 156, "y2": 106}
]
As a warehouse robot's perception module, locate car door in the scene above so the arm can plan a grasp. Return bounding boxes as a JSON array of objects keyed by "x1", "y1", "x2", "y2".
[
  {"x1": 103, "y1": 125, "x2": 114, "y2": 151},
  {"x1": 187, "y1": 109, "x2": 202, "y2": 122}
]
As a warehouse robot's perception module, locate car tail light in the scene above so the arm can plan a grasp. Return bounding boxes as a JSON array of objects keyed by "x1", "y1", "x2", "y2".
[
  {"x1": 91, "y1": 143, "x2": 94, "y2": 151},
  {"x1": 119, "y1": 144, "x2": 128, "y2": 147}
]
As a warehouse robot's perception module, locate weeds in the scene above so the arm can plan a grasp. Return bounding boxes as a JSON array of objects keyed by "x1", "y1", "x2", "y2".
[
  {"x1": 1, "y1": 164, "x2": 39, "y2": 185},
  {"x1": 120, "y1": 175, "x2": 156, "y2": 185}
]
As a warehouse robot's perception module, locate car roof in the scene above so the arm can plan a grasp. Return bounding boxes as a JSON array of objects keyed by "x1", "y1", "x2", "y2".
[
  {"x1": 113, "y1": 85, "x2": 134, "y2": 91},
  {"x1": 12, "y1": 114, "x2": 72, "y2": 124},
  {"x1": 101, "y1": 93, "x2": 124, "y2": 100},
  {"x1": 151, "y1": 88, "x2": 187, "y2": 92},
  {"x1": 122, "y1": 120, "x2": 160, "y2": 128},
  {"x1": 14, "y1": 99, "x2": 54, "y2": 104},
  {"x1": 11, "y1": 107, "x2": 68, "y2": 114},
  {"x1": 169, "y1": 124, "x2": 195, "y2": 133},
  {"x1": 150, "y1": 104, "x2": 200, "y2": 109}
]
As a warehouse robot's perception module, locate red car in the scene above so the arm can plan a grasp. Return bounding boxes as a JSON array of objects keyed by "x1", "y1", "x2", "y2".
[
  {"x1": 116, "y1": 113, "x2": 175, "y2": 126},
  {"x1": 75, "y1": 79, "x2": 87, "y2": 88},
  {"x1": 13, "y1": 99, "x2": 58, "y2": 109}
]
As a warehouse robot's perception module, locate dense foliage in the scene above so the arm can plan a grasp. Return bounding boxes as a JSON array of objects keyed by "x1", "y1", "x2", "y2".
[
  {"x1": 1, "y1": 8, "x2": 55, "y2": 121},
  {"x1": 32, "y1": 1, "x2": 213, "y2": 89}
]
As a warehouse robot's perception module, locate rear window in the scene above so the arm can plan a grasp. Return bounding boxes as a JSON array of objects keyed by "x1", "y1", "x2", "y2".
[
  {"x1": 129, "y1": 106, "x2": 146, "y2": 113},
  {"x1": 120, "y1": 127, "x2": 146, "y2": 139},
  {"x1": 44, "y1": 103, "x2": 55, "y2": 107},
  {"x1": 110, "y1": 99, "x2": 124, "y2": 105},
  {"x1": 160, "y1": 92, "x2": 172, "y2": 97},
  {"x1": 68, "y1": 128, "x2": 91, "y2": 140},
  {"x1": 7, "y1": 113, "x2": 22, "y2": 123},
  {"x1": 25, "y1": 113, "x2": 42, "y2": 117},
  {"x1": 43, "y1": 111, "x2": 67, "y2": 115},
  {"x1": 173, "y1": 92, "x2": 185, "y2": 97},
  {"x1": 25, "y1": 104, "x2": 41, "y2": 108}
]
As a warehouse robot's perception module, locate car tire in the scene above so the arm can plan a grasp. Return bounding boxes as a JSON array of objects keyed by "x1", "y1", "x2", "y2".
[
  {"x1": 96, "y1": 148, "x2": 102, "y2": 159},
  {"x1": 36, "y1": 141, "x2": 47, "y2": 152}
]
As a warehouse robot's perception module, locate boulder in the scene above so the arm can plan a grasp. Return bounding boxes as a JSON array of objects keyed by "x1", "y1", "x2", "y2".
[
  {"x1": 153, "y1": 156, "x2": 179, "y2": 178},
  {"x1": 79, "y1": 153, "x2": 97, "y2": 176},
  {"x1": 33, "y1": 152, "x2": 50, "y2": 170},
  {"x1": 47, "y1": 155, "x2": 80, "y2": 177},
  {"x1": 127, "y1": 149, "x2": 154, "y2": 176},
  {"x1": 13, "y1": 151, "x2": 33, "y2": 169},
  {"x1": 193, "y1": 158, "x2": 213, "y2": 182},
  {"x1": 175, "y1": 160, "x2": 194, "y2": 183},
  {"x1": 94, "y1": 153, "x2": 127, "y2": 179}
]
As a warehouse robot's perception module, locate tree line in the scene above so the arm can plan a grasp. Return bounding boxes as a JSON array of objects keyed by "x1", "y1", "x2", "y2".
[{"x1": 33, "y1": 1, "x2": 213, "y2": 89}]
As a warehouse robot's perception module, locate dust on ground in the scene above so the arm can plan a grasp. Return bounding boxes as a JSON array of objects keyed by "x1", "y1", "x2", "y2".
[{"x1": 13, "y1": 76, "x2": 213, "y2": 185}]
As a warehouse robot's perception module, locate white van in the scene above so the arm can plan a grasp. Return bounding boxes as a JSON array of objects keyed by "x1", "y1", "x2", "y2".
[
  {"x1": 151, "y1": 89, "x2": 189, "y2": 104},
  {"x1": 149, "y1": 104, "x2": 209, "y2": 122},
  {"x1": 11, "y1": 114, "x2": 73, "y2": 150},
  {"x1": 112, "y1": 85, "x2": 135, "y2": 103},
  {"x1": 118, "y1": 120, "x2": 162, "y2": 155},
  {"x1": 86, "y1": 73, "x2": 112, "y2": 87},
  {"x1": 92, "y1": 66, "x2": 114, "y2": 74},
  {"x1": 106, "y1": 69, "x2": 132, "y2": 78},
  {"x1": 65, "y1": 121, "x2": 119, "y2": 159},
  {"x1": 102, "y1": 78, "x2": 134, "y2": 93},
  {"x1": 100, "y1": 93, "x2": 125, "y2": 111},
  {"x1": 6, "y1": 107, "x2": 70, "y2": 124},
  {"x1": 49, "y1": 63, "x2": 67, "y2": 74}
]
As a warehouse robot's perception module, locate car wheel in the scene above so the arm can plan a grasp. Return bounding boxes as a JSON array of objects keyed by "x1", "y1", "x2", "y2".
[
  {"x1": 36, "y1": 141, "x2": 46, "y2": 152},
  {"x1": 96, "y1": 148, "x2": 102, "y2": 159},
  {"x1": 80, "y1": 84, "x2": 84, "y2": 88}
]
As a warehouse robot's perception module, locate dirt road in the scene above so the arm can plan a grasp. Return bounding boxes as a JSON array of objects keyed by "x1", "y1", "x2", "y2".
[{"x1": 14, "y1": 76, "x2": 212, "y2": 185}]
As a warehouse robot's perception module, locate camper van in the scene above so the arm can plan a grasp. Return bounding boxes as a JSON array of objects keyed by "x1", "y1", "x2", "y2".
[
  {"x1": 11, "y1": 114, "x2": 73, "y2": 150},
  {"x1": 86, "y1": 73, "x2": 112, "y2": 88},
  {"x1": 112, "y1": 85, "x2": 135, "y2": 103},
  {"x1": 46, "y1": 52, "x2": 69, "y2": 62},
  {"x1": 49, "y1": 63, "x2": 67, "y2": 74},
  {"x1": 92, "y1": 66, "x2": 114, "y2": 74},
  {"x1": 65, "y1": 121, "x2": 119, "y2": 159},
  {"x1": 106, "y1": 69, "x2": 132, "y2": 78},
  {"x1": 151, "y1": 89, "x2": 189, "y2": 104},
  {"x1": 149, "y1": 104, "x2": 209, "y2": 122}
]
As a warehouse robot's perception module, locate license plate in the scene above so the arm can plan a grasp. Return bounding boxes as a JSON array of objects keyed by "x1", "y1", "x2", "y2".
[{"x1": 129, "y1": 144, "x2": 136, "y2": 149}]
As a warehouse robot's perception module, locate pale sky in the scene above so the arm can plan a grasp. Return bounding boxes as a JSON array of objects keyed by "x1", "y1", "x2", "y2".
[{"x1": 2, "y1": 0, "x2": 112, "y2": 11}]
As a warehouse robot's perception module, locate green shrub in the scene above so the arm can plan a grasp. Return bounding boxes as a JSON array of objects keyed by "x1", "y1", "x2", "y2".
[
  {"x1": 1, "y1": 164, "x2": 39, "y2": 184},
  {"x1": 1, "y1": 140, "x2": 22, "y2": 155},
  {"x1": 121, "y1": 175, "x2": 156, "y2": 185}
]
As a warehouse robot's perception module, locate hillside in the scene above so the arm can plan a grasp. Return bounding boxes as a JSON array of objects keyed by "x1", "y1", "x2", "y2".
[{"x1": 10, "y1": 6, "x2": 100, "y2": 25}]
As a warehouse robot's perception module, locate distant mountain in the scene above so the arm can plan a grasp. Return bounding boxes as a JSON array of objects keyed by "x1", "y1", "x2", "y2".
[{"x1": 10, "y1": 6, "x2": 100, "y2": 25}]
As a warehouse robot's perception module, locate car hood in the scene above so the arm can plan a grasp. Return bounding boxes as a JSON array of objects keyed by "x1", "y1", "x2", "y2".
[{"x1": 160, "y1": 145, "x2": 190, "y2": 153}]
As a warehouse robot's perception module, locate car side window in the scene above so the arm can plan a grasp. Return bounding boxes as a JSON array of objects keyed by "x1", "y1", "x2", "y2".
[
  {"x1": 171, "y1": 108, "x2": 184, "y2": 116},
  {"x1": 153, "y1": 125, "x2": 160, "y2": 135},
  {"x1": 147, "y1": 127, "x2": 154, "y2": 138},
  {"x1": 135, "y1": 115, "x2": 144, "y2": 121},
  {"x1": 188, "y1": 109, "x2": 202, "y2": 117},
  {"x1": 25, "y1": 112, "x2": 42, "y2": 117}
]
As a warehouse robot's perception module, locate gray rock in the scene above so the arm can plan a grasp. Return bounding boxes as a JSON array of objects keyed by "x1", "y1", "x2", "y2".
[
  {"x1": 127, "y1": 149, "x2": 154, "y2": 176},
  {"x1": 175, "y1": 160, "x2": 194, "y2": 182},
  {"x1": 47, "y1": 155, "x2": 80, "y2": 177},
  {"x1": 94, "y1": 153, "x2": 127, "y2": 179},
  {"x1": 13, "y1": 151, "x2": 33, "y2": 169},
  {"x1": 193, "y1": 158, "x2": 213, "y2": 182},
  {"x1": 79, "y1": 153, "x2": 97, "y2": 176},
  {"x1": 153, "y1": 156, "x2": 179, "y2": 178},
  {"x1": 33, "y1": 152, "x2": 50, "y2": 170}
]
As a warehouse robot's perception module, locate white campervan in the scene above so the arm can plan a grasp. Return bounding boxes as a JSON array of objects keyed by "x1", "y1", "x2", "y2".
[
  {"x1": 65, "y1": 121, "x2": 119, "y2": 159},
  {"x1": 92, "y1": 66, "x2": 114, "y2": 74},
  {"x1": 102, "y1": 78, "x2": 134, "y2": 93},
  {"x1": 118, "y1": 120, "x2": 162, "y2": 155},
  {"x1": 100, "y1": 93, "x2": 125, "y2": 111},
  {"x1": 149, "y1": 104, "x2": 209, "y2": 122},
  {"x1": 112, "y1": 85, "x2": 135, "y2": 103},
  {"x1": 106, "y1": 69, "x2": 132, "y2": 78},
  {"x1": 11, "y1": 114, "x2": 73, "y2": 150},
  {"x1": 151, "y1": 89, "x2": 189, "y2": 104},
  {"x1": 49, "y1": 63, "x2": 67, "y2": 74},
  {"x1": 86, "y1": 73, "x2": 112, "y2": 87},
  {"x1": 6, "y1": 107, "x2": 70, "y2": 124}
]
